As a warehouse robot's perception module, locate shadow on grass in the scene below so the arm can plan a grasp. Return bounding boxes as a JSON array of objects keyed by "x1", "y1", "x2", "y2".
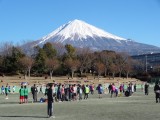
[
  {"x1": 0, "y1": 102, "x2": 19, "y2": 104},
  {"x1": 0, "y1": 116, "x2": 48, "y2": 118},
  {"x1": 0, "y1": 101, "x2": 38, "y2": 104}
]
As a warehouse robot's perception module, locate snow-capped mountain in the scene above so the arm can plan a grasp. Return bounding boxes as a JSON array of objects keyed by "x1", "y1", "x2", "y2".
[
  {"x1": 31, "y1": 19, "x2": 160, "y2": 55},
  {"x1": 39, "y1": 19, "x2": 126, "y2": 43}
]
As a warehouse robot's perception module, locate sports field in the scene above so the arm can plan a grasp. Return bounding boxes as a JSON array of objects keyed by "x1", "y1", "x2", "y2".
[{"x1": 0, "y1": 87, "x2": 159, "y2": 120}]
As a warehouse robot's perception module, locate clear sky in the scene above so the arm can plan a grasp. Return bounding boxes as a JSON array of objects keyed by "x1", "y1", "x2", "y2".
[{"x1": 0, "y1": 0, "x2": 160, "y2": 47}]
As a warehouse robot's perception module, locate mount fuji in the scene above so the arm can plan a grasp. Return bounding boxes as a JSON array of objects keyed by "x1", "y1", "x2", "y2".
[{"x1": 30, "y1": 19, "x2": 160, "y2": 55}]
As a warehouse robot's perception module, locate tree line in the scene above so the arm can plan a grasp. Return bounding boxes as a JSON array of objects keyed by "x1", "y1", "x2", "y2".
[{"x1": 0, "y1": 42, "x2": 151, "y2": 79}]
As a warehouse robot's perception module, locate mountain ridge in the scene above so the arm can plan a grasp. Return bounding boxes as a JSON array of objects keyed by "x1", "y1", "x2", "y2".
[{"x1": 30, "y1": 19, "x2": 160, "y2": 55}]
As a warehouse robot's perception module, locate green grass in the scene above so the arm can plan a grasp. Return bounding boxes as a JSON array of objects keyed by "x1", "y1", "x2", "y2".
[{"x1": 0, "y1": 88, "x2": 160, "y2": 120}]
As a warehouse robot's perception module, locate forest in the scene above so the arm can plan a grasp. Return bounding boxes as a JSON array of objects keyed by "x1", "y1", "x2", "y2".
[{"x1": 0, "y1": 42, "x2": 159, "y2": 81}]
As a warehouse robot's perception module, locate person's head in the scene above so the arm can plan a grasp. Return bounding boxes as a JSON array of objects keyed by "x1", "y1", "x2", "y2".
[
  {"x1": 34, "y1": 84, "x2": 36, "y2": 87},
  {"x1": 49, "y1": 84, "x2": 53, "y2": 88},
  {"x1": 21, "y1": 85, "x2": 23, "y2": 88},
  {"x1": 24, "y1": 86, "x2": 26, "y2": 88}
]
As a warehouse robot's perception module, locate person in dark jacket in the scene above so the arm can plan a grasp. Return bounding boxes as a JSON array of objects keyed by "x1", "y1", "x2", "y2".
[
  {"x1": 108, "y1": 83, "x2": 112, "y2": 94},
  {"x1": 31, "y1": 84, "x2": 38, "y2": 102},
  {"x1": 154, "y1": 82, "x2": 160, "y2": 103},
  {"x1": 47, "y1": 83, "x2": 55, "y2": 118},
  {"x1": 144, "y1": 83, "x2": 149, "y2": 95}
]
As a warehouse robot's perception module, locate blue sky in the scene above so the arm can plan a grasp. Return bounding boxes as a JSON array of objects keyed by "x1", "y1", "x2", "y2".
[{"x1": 0, "y1": 0, "x2": 160, "y2": 47}]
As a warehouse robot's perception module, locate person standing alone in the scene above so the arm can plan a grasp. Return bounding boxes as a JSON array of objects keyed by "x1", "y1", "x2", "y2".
[
  {"x1": 154, "y1": 82, "x2": 160, "y2": 103},
  {"x1": 31, "y1": 84, "x2": 38, "y2": 102},
  {"x1": 144, "y1": 83, "x2": 149, "y2": 95},
  {"x1": 47, "y1": 83, "x2": 55, "y2": 118},
  {"x1": 5, "y1": 85, "x2": 9, "y2": 99}
]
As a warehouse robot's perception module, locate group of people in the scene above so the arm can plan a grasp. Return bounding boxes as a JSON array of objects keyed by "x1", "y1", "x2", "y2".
[
  {"x1": 20, "y1": 83, "x2": 40, "y2": 103},
  {"x1": 107, "y1": 82, "x2": 150, "y2": 98},
  {"x1": 1, "y1": 85, "x2": 16, "y2": 99},
  {"x1": 108, "y1": 83, "x2": 135, "y2": 97},
  {"x1": 19, "y1": 85, "x2": 29, "y2": 104},
  {"x1": 44, "y1": 83, "x2": 94, "y2": 102},
  {"x1": 1, "y1": 81, "x2": 160, "y2": 118},
  {"x1": 44, "y1": 83, "x2": 95, "y2": 118}
]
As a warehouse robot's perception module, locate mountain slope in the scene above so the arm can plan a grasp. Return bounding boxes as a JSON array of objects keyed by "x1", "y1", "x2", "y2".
[{"x1": 32, "y1": 19, "x2": 160, "y2": 55}]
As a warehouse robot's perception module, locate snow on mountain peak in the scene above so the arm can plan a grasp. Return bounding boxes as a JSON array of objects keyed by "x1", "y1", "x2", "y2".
[{"x1": 41, "y1": 19, "x2": 126, "y2": 43}]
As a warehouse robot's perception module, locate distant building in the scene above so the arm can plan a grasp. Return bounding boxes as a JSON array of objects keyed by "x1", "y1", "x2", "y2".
[{"x1": 132, "y1": 53, "x2": 160, "y2": 72}]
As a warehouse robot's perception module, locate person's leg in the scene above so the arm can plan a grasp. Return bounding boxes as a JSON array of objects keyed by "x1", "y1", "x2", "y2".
[
  {"x1": 48, "y1": 101, "x2": 53, "y2": 117},
  {"x1": 33, "y1": 93, "x2": 35, "y2": 102},
  {"x1": 79, "y1": 94, "x2": 82, "y2": 100},
  {"x1": 156, "y1": 93, "x2": 158, "y2": 103},
  {"x1": 62, "y1": 94, "x2": 65, "y2": 102},
  {"x1": 27, "y1": 96, "x2": 28, "y2": 103},
  {"x1": 19, "y1": 96, "x2": 21, "y2": 104},
  {"x1": 111, "y1": 91, "x2": 113, "y2": 98},
  {"x1": 22, "y1": 96, "x2": 24, "y2": 103},
  {"x1": 6, "y1": 93, "x2": 8, "y2": 99},
  {"x1": 25, "y1": 96, "x2": 28, "y2": 103},
  {"x1": 47, "y1": 102, "x2": 50, "y2": 117},
  {"x1": 35, "y1": 93, "x2": 37, "y2": 102},
  {"x1": 116, "y1": 92, "x2": 118, "y2": 97},
  {"x1": 86, "y1": 93, "x2": 88, "y2": 99},
  {"x1": 24, "y1": 96, "x2": 26, "y2": 103},
  {"x1": 50, "y1": 102, "x2": 53, "y2": 116},
  {"x1": 48, "y1": 101, "x2": 51, "y2": 117},
  {"x1": 69, "y1": 92, "x2": 71, "y2": 101}
]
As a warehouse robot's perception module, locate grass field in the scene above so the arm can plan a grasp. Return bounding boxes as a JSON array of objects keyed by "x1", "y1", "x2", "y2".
[{"x1": 0, "y1": 87, "x2": 159, "y2": 120}]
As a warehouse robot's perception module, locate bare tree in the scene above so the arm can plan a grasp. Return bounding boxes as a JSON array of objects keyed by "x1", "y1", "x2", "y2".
[
  {"x1": 64, "y1": 58, "x2": 80, "y2": 78},
  {"x1": 45, "y1": 58, "x2": 59, "y2": 79},
  {"x1": 0, "y1": 55, "x2": 3, "y2": 71},
  {"x1": 95, "y1": 62, "x2": 105, "y2": 79},
  {"x1": 19, "y1": 56, "x2": 34, "y2": 79},
  {"x1": 99, "y1": 51, "x2": 116, "y2": 77},
  {"x1": 109, "y1": 63, "x2": 117, "y2": 79},
  {"x1": 76, "y1": 48, "x2": 94, "y2": 76},
  {"x1": 123, "y1": 56, "x2": 134, "y2": 79},
  {"x1": 0, "y1": 42, "x2": 13, "y2": 56},
  {"x1": 115, "y1": 52, "x2": 129, "y2": 78}
]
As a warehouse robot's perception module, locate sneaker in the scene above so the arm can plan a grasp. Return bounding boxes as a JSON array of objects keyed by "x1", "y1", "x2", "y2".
[{"x1": 51, "y1": 116, "x2": 55, "y2": 118}]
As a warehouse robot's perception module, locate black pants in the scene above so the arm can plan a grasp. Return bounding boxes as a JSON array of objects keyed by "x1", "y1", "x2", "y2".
[
  {"x1": 111, "y1": 90, "x2": 114, "y2": 98},
  {"x1": 84, "y1": 93, "x2": 88, "y2": 99},
  {"x1": 145, "y1": 89, "x2": 149, "y2": 95},
  {"x1": 48, "y1": 101, "x2": 53, "y2": 116},
  {"x1": 155, "y1": 93, "x2": 160, "y2": 103},
  {"x1": 33, "y1": 93, "x2": 37, "y2": 102}
]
